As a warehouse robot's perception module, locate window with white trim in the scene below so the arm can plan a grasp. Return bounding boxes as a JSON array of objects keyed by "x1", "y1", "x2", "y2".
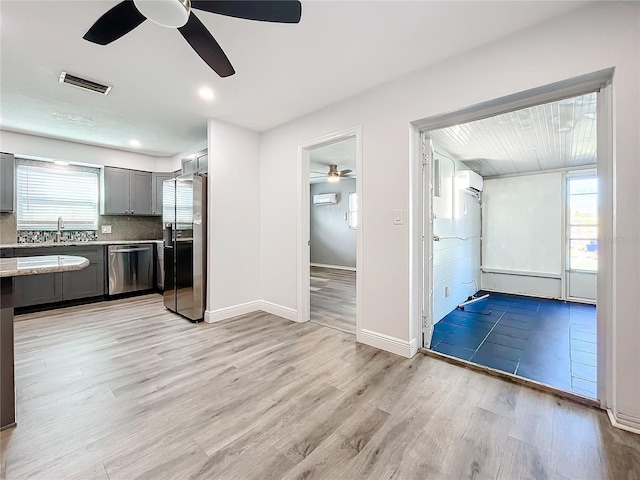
[
  {"x1": 348, "y1": 192, "x2": 358, "y2": 229},
  {"x1": 17, "y1": 162, "x2": 99, "y2": 230},
  {"x1": 567, "y1": 175, "x2": 597, "y2": 272}
]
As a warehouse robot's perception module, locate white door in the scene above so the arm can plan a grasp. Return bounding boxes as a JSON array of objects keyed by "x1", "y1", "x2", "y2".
[{"x1": 422, "y1": 133, "x2": 435, "y2": 347}]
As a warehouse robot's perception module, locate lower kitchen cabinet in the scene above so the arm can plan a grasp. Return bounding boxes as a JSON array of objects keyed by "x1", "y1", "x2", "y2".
[
  {"x1": 13, "y1": 246, "x2": 105, "y2": 308},
  {"x1": 13, "y1": 273, "x2": 63, "y2": 308},
  {"x1": 61, "y1": 246, "x2": 105, "y2": 301}
]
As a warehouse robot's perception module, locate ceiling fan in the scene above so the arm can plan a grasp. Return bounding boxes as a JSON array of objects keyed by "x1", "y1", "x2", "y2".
[
  {"x1": 83, "y1": 0, "x2": 302, "y2": 77},
  {"x1": 311, "y1": 165, "x2": 353, "y2": 183}
]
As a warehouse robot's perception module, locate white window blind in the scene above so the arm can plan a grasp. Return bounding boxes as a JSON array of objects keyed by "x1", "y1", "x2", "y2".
[{"x1": 17, "y1": 164, "x2": 99, "y2": 230}]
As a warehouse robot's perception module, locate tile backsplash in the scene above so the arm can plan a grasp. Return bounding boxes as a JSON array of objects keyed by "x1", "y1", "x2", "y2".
[
  {"x1": 1, "y1": 212, "x2": 163, "y2": 245},
  {"x1": 17, "y1": 230, "x2": 98, "y2": 243}
]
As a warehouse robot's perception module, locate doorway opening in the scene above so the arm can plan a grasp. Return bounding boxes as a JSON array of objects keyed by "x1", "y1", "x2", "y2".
[
  {"x1": 422, "y1": 90, "x2": 601, "y2": 399},
  {"x1": 308, "y1": 137, "x2": 357, "y2": 334},
  {"x1": 297, "y1": 127, "x2": 362, "y2": 338}
]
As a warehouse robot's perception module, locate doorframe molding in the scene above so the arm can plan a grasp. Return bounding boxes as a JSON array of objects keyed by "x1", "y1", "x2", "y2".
[
  {"x1": 296, "y1": 126, "x2": 363, "y2": 340},
  {"x1": 408, "y1": 68, "x2": 614, "y2": 410}
]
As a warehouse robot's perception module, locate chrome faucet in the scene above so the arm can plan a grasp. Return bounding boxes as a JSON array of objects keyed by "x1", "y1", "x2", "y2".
[{"x1": 55, "y1": 216, "x2": 64, "y2": 242}]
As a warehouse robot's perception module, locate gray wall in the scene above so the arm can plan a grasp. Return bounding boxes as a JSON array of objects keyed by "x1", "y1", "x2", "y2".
[{"x1": 310, "y1": 178, "x2": 356, "y2": 268}]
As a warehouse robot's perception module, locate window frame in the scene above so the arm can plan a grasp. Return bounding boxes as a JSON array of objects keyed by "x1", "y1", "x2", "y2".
[{"x1": 566, "y1": 171, "x2": 598, "y2": 273}]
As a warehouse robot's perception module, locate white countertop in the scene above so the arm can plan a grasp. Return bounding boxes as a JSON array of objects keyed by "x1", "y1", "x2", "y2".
[
  {"x1": 0, "y1": 240, "x2": 163, "y2": 249},
  {"x1": 0, "y1": 255, "x2": 90, "y2": 277}
]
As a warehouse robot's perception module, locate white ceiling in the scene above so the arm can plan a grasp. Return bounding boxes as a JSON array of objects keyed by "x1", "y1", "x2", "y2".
[
  {"x1": 0, "y1": 1, "x2": 591, "y2": 157},
  {"x1": 430, "y1": 92, "x2": 598, "y2": 177},
  {"x1": 309, "y1": 136, "x2": 356, "y2": 183}
]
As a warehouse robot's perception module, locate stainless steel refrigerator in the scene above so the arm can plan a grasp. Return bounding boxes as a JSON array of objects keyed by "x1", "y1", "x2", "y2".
[{"x1": 162, "y1": 173, "x2": 207, "y2": 322}]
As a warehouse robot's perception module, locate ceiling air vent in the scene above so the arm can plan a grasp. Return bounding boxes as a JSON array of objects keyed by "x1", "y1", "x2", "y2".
[{"x1": 59, "y1": 71, "x2": 112, "y2": 95}]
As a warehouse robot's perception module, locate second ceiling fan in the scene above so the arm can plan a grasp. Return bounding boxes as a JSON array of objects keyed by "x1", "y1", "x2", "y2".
[
  {"x1": 83, "y1": 0, "x2": 302, "y2": 77},
  {"x1": 311, "y1": 164, "x2": 353, "y2": 183}
]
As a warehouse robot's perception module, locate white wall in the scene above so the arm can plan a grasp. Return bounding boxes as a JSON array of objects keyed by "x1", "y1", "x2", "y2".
[
  {"x1": 482, "y1": 172, "x2": 563, "y2": 298},
  {"x1": 258, "y1": 3, "x2": 639, "y2": 429},
  {"x1": 432, "y1": 145, "x2": 480, "y2": 322},
  {"x1": 0, "y1": 129, "x2": 166, "y2": 171},
  {"x1": 204, "y1": 119, "x2": 261, "y2": 322}
]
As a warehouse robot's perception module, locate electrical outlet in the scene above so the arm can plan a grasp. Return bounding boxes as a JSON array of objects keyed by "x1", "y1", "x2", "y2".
[
  {"x1": 101, "y1": 225, "x2": 112, "y2": 234},
  {"x1": 445, "y1": 286, "x2": 450, "y2": 297}
]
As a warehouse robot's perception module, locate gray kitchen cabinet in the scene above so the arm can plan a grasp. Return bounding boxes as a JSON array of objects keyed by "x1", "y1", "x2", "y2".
[
  {"x1": 181, "y1": 149, "x2": 207, "y2": 175},
  {"x1": 102, "y1": 167, "x2": 130, "y2": 215},
  {"x1": 195, "y1": 150, "x2": 208, "y2": 173},
  {"x1": 101, "y1": 167, "x2": 152, "y2": 215},
  {"x1": 0, "y1": 153, "x2": 15, "y2": 213},
  {"x1": 151, "y1": 172, "x2": 173, "y2": 216},
  {"x1": 181, "y1": 156, "x2": 196, "y2": 175},
  {"x1": 13, "y1": 273, "x2": 63, "y2": 308},
  {"x1": 60, "y1": 246, "x2": 105, "y2": 300},
  {"x1": 12, "y1": 245, "x2": 105, "y2": 307},
  {"x1": 129, "y1": 170, "x2": 152, "y2": 215}
]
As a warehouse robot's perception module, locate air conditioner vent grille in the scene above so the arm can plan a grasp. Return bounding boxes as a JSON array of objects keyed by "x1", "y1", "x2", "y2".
[{"x1": 59, "y1": 71, "x2": 112, "y2": 95}]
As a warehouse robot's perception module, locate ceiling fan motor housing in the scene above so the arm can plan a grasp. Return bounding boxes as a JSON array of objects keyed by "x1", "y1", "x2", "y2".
[{"x1": 133, "y1": 0, "x2": 191, "y2": 28}]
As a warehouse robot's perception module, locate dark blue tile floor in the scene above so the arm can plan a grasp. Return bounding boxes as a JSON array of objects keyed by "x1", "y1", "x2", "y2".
[{"x1": 430, "y1": 292, "x2": 597, "y2": 399}]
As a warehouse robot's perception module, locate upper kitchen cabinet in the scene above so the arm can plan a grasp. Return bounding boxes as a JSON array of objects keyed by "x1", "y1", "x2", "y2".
[
  {"x1": 0, "y1": 153, "x2": 15, "y2": 212},
  {"x1": 181, "y1": 149, "x2": 208, "y2": 175},
  {"x1": 101, "y1": 167, "x2": 152, "y2": 215},
  {"x1": 129, "y1": 170, "x2": 152, "y2": 215},
  {"x1": 151, "y1": 172, "x2": 173, "y2": 216}
]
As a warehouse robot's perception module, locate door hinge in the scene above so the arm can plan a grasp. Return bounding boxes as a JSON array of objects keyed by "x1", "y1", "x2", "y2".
[{"x1": 422, "y1": 315, "x2": 430, "y2": 328}]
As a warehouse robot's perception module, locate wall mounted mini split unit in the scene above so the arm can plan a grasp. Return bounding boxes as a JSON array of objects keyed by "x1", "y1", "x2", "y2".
[
  {"x1": 457, "y1": 170, "x2": 484, "y2": 193},
  {"x1": 313, "y1": 193, "x2": 338, "y2": 205}
]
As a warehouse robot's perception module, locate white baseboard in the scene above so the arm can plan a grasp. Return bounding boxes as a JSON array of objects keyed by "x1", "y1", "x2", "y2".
[
  {"x1": 409, "y1": 337, "x2": 419, "y2": 357},
  {"x1": 204, "y1": 301, "x2": 261, "y2": 323},
  {"x1": 310, "y1": 263, "x2": 356, "y2": 272},
  {"x1": 357, "y1": 329, "x2": 415, "y2": 358},
  {"x1": 258, "y1": 300, "x2": 298, "y2": 322},
  {"x1": 205, "y1": 300, "x2": 297, "y2": 324},
  {"x1": 607, "y1": 409, "x2": 640, "y2": 435}
]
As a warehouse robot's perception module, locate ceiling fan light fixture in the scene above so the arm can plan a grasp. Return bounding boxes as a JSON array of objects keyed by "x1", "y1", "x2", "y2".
[
  {"x1": 133, "y1": 0, "x2": 191, "y2": 28},
  {"x1": 327, "y1": 174, "x2": 340, "y2": 183}
]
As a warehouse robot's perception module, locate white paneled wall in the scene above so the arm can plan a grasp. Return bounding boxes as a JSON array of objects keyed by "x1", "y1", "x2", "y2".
[
  {"x1": 433, "y1": 144, "x2": 481, "y2": 322},
  {"x1": 481, "y1": 172, "x2": 563, "y2": 298}
]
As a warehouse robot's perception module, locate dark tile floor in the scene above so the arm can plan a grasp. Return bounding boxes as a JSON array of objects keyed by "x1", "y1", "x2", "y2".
[{"x1": 431, "y1": 292, "x2": 597, "y2": 398}]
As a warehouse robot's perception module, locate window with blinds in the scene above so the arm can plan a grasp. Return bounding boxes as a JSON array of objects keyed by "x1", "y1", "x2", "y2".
[{"x1": 17, "y1": 164, "x2": 99, "y2": 230}]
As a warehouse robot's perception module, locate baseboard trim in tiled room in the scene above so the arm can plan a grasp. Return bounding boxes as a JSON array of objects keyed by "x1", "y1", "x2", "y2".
[{"x1": 430, "y1": 292, "x2": 597, "y2": 399}]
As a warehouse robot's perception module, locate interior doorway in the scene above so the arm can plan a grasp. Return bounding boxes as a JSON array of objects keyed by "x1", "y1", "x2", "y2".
[
  {"x1": 297, "y1": 127, "x2": 363, "y2": 338},
  {"x1": 421, "y1": 89, "x2": 602, "y2": 400},
  {"x1": 308, "y1": 137, "x2": 357, "y2": 334}
]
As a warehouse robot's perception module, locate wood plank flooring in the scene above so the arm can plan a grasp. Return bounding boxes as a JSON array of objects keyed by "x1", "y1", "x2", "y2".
[
  {"x1": 310, "y1": 266, "x2": 356, "y2": 334},
  {"x1": 1, "y1": 294, "x2": 639, "y2": 479}
]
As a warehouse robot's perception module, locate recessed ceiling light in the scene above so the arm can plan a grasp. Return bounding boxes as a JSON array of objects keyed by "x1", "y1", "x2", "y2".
[
  {"x1": 198, "y1": 87, "x2": 214, "y2": 101},
  {"x1": 54, "y1": 160, "x2": 69, "y2": 166},
  {"x1": 129, "y1": 139, "x2": 141, "y2": 148}
]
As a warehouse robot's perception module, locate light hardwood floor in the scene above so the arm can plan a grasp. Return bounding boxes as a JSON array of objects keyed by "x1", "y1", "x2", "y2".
[
  {"x1": 310, "y1": 266, "x2": 356, "y2": 334},
  {"x1": 1, "y1": 294, "x2": 639, "y2": 479}
]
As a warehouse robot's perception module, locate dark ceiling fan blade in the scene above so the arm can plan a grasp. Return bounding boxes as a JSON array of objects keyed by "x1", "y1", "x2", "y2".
[
  {"x1": 339, "y1": 169, "x2": 353, "y2": 176},
  {"x1": 191, "y1": 0, "x2": 302, "y2": 23},
  {"x1": 83, "y1": 0, "x2": 146, "y2": 45},
  {"x1": 178, "y1": 13, "x2": 235, "y2": 77}
]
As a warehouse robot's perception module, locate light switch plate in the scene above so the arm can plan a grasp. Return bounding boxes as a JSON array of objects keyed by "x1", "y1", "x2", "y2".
[
  {"x1": 393, "y1": 209, "x2": 404, "y2": 225},
  {"x1": 101, "y1": 225, "x2": 112, "y2": 234}
]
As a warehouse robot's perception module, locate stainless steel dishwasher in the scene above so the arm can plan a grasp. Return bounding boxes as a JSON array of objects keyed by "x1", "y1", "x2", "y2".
[{"x1": 108, "y1": 244, "x2": 154, "y2": 295}]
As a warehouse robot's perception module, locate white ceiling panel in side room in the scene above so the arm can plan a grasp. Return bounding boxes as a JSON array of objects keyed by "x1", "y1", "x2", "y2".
[
  {"x1": 309, "y1": 137, "x2": 357, "y2": 184},
  {"x1": 430, "y1": 92, "x2": 597, "y2": 177}
]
